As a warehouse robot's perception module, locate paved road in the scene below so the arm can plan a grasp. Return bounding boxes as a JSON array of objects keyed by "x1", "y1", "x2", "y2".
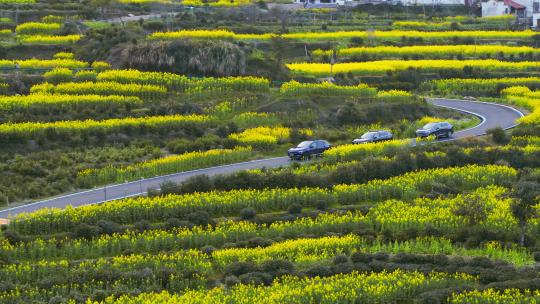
[
  {"x1": 429, "y1": 98, "x2": 523, "y2": 138},
  {"x1": 100, "y1": 13, "x2": 175, "y2": 24},
  {"x1": 0, "y1": 98, "x2": 524, "y2": 219},
  {"x1": 0, "y1": 157, "x2": 291, "y2": 218}
]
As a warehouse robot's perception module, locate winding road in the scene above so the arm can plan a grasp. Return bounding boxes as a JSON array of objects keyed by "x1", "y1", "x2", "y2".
[
  {"x1": 100, "y1": 13, "x2": 176, "y2": 24},
  {"x1": 0, "y1": 98, "x2": 524, "y2": 219}
]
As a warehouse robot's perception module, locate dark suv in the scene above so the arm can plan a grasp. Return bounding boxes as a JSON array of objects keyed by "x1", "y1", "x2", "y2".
[
  {"x1": 416, "y1": 122, "x2": 454, "y2": 139},
  {"x1": 352, "y1": 130, "x2": 393, "y2": 144},
  {"x1": 288, "y1": 140, "x2": 331, "y2": 160}
]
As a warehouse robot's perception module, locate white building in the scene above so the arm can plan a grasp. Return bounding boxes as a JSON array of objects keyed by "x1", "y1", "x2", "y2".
[
  {"x1": 292, "y1": 0, "x2": 356, "y2": 7},
  {"x1": 399, "y1": 0, "x2": 465, "y2": 5},
  {"x1": 294, "y1": 0, "x2": 465, "y2": 6},
  {"x1": 534, "y1": 11, "x2": 540, "y2": 26},
  {"x1": 481, "y1": 0, "x2": 535, "y2": 18},
  {"x1": 482, "y1": 0, "x2": 513, "y2": 16}
]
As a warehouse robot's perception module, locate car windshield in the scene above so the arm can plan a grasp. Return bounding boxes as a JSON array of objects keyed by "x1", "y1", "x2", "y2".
[
  {"x1": 297, "y1": 141, "x2": 312, "y2": 148},
  {"x1": 423, "y1": 123, "x2": 437, "y2": 129},
  {"x1": 361, "y1": 132, "x2": 377, "y2": 139}
]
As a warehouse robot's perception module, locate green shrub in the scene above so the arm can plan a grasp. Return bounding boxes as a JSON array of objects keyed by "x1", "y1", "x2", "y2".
[
  {"x1": 487, "y1": 127, "x2": 509, "y2": 144},
  {"x1": 288, "y1": 203, "x2": 303, "y2": 214},
  {"x1": 304, "y1": 265, "x2": 332, "y2": 278},
  {"x1": 225, "y1": 261, "x2": 258, "y2": 277},
  {"x1": 240, "y1": 207, "x2": 257, "y2": 220},
  {"x1": 74, "y1": 223, "x2": 100, "y2": 239},
  {"x1": 351, "y1": 251, "x2": 372, "y2": 263},
  {"x1": 187, "y1": 211, "x2": 215, "y2": 226}
]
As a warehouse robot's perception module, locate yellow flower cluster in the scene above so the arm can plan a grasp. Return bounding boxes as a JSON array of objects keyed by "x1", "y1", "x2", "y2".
[
  {"x1": 450, "y1": 289, "x2": 540, "y2": 303},
  {"x1": 375, "y1": 90, "x2": 414, "y2": 102},
  {"x1": 30, "y1": 81, "x2": 167, "y2": 99},
  {"x1": 0, "y1": 29, "x2": 12, "y2": 37},
  {"x1": 500, "y1": 86, "x2": 540, "y2": 125},
  {"x1": 117, "y1": 0, "x2": 171, "y2": 3},
  {"x1": 324, "y1": 139, "x2": 410, "y2": 162},
  {"x1": 182, "y1": 0, "x2": 252, "y2": 6},
  {"x1": 287, "y1": 59, "x2": 540, "y2": 76},
  {"x1": 213, "y1": 235, "x2": 362, "y2": 268},
  {"x1": 511, "y1": 136, "x2": 540, "y2": 146},
  {"x1": 392, "y1": 20, "x2": 453, "y2": 29},
  {"x1": 78, "y1": 147, "x2": 252, "y2": 185},
  {"x1": 0, "y1": 249, "x2": 212, "y2": 290},
  {"x1": 0, "y1": 114, "x2": 211, "y2": 140},
  {"x1": 0, "y1": 93, "x2": 142, "y2": 111},
  {"x1": 52, "y1": 52, "x2": 75, "y2": 59},
  {"x1": 279, "y1": 80, "x2": 377, "y2": 97},
  {"x1": 429, "y1": 77, "x2": 540, "y2": 96},
  {"x1": 9, "y1": 164, "x2": 516, "y2": 235},
  {"x1": 228, "y1": 126, "x2": 292, "y2": 149},
  {"x1": 369, "y1": 186, "x2": 517, "y2": 233},
  {"x1": 2, "y1": 207, "x2": 531, "y2": 264},
  {"x1": 15, "y1": 22, "x2": 60, "y2": 35},
  {"x1": 7, "y1": 233, "x2": 527, "y2": 298},
  {"x1": 117, "y1": 0, "x2": 252, "y2": 5},
  {"x1": 313, "y1": 45, "x2": 540, "y2": 60},
  {"x1": 148, "y1": 29, "x2": 277, "y2": 40},
  {"x1": 0, "y1": 0, "x2": 35, "y2": 3},
  {"x1": 18, "y1": 34, "x2": 81, "y2": 45},
  {"x1": 0, "y1": 58, "x2": 88, "y2": 70},
  {"x1": 92, "y1": 270, "x2": 474, "y2": 303},
  {"x1": 96, "y1": 69, "x2": 270, "y2": 92},
  {"x1": 148, "y1": 29, "x2": 535, "y2": 41}
]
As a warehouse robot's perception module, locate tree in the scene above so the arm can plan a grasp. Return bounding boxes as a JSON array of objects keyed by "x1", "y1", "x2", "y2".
[
  {"x1": 268, "y1": 37, "x2": 288, "y2": 66},
  {"x1": 486, "y1": 127, "x2": 509, "y2": 145},
  {"x1": 453, "y1": 193, "x2": 489, "y2": 226},
  {"x1": 511, "y1": 180, "x2": 540, "y2": 246},
  {"x1": 89, "y1": 0, "x2": 115, "y2": 19},
  {"x1": 532, "y1": 34, "x2": 540, "y2": 48},
  {"x1": 269, "y1": 7, "x2": 290, "y2": 33}
]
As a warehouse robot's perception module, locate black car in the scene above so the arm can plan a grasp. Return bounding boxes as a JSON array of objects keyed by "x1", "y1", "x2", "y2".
[
  {"x1": 352, "y1": 130, "x2": 393, "y2": 144},
  {"x1": 415, "y1": 122, "x2": 454, "y2": 139},
  {"x1": 288, "y1": 140, "x2": 331, "y2": 160}
]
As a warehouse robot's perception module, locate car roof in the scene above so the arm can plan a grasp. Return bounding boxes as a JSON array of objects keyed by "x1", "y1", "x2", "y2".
[{"x1": 424, "y1": 122, "x2": 444, "y2": 126}]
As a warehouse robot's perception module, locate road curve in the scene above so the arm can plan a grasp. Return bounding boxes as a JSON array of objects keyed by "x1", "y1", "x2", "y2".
[
  {"x1": 0, "y1": 99, "x2": 524, "y2": 219},
  {"x1": 428, "y1": 98, "x2": 524, "y2": 138}
]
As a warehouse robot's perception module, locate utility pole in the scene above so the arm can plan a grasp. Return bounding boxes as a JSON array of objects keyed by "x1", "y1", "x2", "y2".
[
  {"x1": 330, "y1": 47, "x2": 336, "y2": 75},
  {"x1": 104, "y1": 185, "x2": 107, "y2": 201}
]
